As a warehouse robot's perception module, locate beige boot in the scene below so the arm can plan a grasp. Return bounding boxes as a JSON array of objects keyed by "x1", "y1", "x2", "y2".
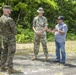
[
  {"x1": 45, "y1": 55, "x2": 48, "y2": 61},
  {"x1": 32, "y1": 55, "x2": 37, "y2": 60},
  {"x1": 7, "y1": 68, "x2": 20, "y2": 74},
  {"x1": 0, "y1": 66, "x2": 7, "y2": 71}
]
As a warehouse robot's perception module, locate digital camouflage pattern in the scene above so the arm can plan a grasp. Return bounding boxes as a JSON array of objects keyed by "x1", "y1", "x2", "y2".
[
  {"x1": 0, "y1": 14, "x2": 16, "y2": 69},
  {"x1": 33, "y1": 16, "x2": 48, "y2": 56},
  {"x1": 0, "y1": 33, "x2": 3, "y2": 58}
]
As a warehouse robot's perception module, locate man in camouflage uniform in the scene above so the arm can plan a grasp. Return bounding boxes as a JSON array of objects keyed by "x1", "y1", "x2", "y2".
[
  {"x1": 32, "y1": 7, "x2": 48, "y2": 60},
  {"x1": 0, "y1": 33, "x2": 3, "y2": 59},
  {"x1": 0, "y1": 5, "x2": 18, "y2": 74},
  {"x1": 0, "y1": 7, "x2": 3, "y2": 59}
]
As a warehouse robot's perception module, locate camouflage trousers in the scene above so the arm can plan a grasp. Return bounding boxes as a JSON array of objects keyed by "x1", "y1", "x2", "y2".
[
  {"x1": 34, "y1": 33, "x2": 48, "y2": 56},
  {"x1": 1, "y1": 36, "x2": 16, "y2": 69}
]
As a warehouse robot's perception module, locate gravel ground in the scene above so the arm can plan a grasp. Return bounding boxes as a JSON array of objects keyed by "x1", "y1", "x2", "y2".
[
  {"x1": 0, "y1": 41, "x2": 76, "y2": 75},
  {"x1": 0, "y1": 53, "x2": 76, "y2": 75}
]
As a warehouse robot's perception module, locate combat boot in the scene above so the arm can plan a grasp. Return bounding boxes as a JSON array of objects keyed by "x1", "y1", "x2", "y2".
[
  {"x1": 45, "y1": 55, "x2": 48, "y2": 61},
  {"x1": 32, "y1": 55, "x2": 37, "y2": 60},
  {"x1": 7, "y1": 68, "x2": 20, "y2": 74},
  {"x1": 0, "y1": 66, "x2": 7, "y2": 71}
]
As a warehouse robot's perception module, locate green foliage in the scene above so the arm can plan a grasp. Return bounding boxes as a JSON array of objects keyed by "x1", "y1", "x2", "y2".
[
  {"x1": 47, "y1": 32, "x2": 54, "y2": 41},
  {"x1": 66, "y1": 33, "x2": 76, "y2": 40},
  {"x1": 16, "y1": 25, "x2": 34, "y2": 43},
  {"x1": 16, "y1": 29, "x2": 76, "y2": 43},
  {"x1": 14, "y1": 2, "x2": 27, "y2": 11},
  {"x1": 0, "y1": 0, "x2": 76, "y2": 43}
]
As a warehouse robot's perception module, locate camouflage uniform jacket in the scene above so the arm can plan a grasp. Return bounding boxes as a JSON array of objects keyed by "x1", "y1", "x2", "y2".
[
  {"x1": 33, "y1": 16, "x2": 48, "y2": 34},
  {"x1": 0, "y1": 14, "x2": 16, "y2": 38}
]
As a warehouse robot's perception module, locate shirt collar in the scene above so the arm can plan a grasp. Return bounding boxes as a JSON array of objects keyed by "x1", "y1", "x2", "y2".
[
  {"x1": 3, "y1": 14, "x2": 9, "y2": 17},
  {"x1": 58, "y1": 22, "x2": 64, "y2": 25}
]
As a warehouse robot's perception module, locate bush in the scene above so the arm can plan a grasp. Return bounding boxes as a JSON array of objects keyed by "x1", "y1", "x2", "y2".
[
  {"x1": 16, "y1": 25, "x2": 76, "y2": 43},
  {"x1": 47, "y1": 32, "x2": 54, "y2": 41},
  {"x1": 16, "y1": 25, "x2": 34, "y2": 43},
  {"x1": 66, "y1": 33, "x2": 76, "y2": 41},
  {"x1": 16, "y1": 31, "x2": 34, "y2": 43},
  {"x1": 16, "y1": 31, "x2": 76, "y2": 43}
]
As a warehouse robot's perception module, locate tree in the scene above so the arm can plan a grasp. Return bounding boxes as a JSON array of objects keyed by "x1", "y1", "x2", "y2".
[{"x1": 0, "y1": 0, "x2": 76, "y2": 42}]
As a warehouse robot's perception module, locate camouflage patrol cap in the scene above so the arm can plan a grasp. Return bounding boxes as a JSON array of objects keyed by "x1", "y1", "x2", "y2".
[
  {"x1": 3, "y1": 5, "x2": 12, "y2": 11},
  {"x1": 37, "y1": 7, "x2": 44, "y2": 13}
]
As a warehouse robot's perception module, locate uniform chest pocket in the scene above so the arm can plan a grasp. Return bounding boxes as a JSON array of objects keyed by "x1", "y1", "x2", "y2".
[
  {"x1": 39, "y1": 20, "x2": 45, "y2": 27},
  {"x1": 40, "y1": 21, "x2": 44, "y2": 25}
]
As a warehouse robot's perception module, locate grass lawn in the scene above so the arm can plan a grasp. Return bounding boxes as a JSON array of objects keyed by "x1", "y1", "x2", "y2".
[{"x1": 16, "y1": 41, "x2": 76, "y2": 55}]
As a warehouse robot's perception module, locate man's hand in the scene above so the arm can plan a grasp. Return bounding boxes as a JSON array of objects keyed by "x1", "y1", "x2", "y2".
[
  {"x1": 54, "y1": 29, "x2": 59, "y2": 32},
  {"x1": 33, "y1": 27, "x2": 42, "y2": 35},
  {"x1": 47, "y1": 28, "x2": 52, "y2": 32},
  {"x1": 54, "y1": 29, "x2": 65, "y2": 34},
  {"x1": 47, "y1": 28, "x2": 55, "y2": 34},
  {"x1": 35, "y1": 31, "x2": 42, "y2": 35}
]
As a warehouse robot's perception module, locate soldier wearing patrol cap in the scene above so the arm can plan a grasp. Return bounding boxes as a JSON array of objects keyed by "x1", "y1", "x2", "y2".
[
  {"x1": 32, "y1": 7, "x2": 48, "y2": 61},
  {"x1": 0, "y1": 5, "x2": 19, "y2": 74}
]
